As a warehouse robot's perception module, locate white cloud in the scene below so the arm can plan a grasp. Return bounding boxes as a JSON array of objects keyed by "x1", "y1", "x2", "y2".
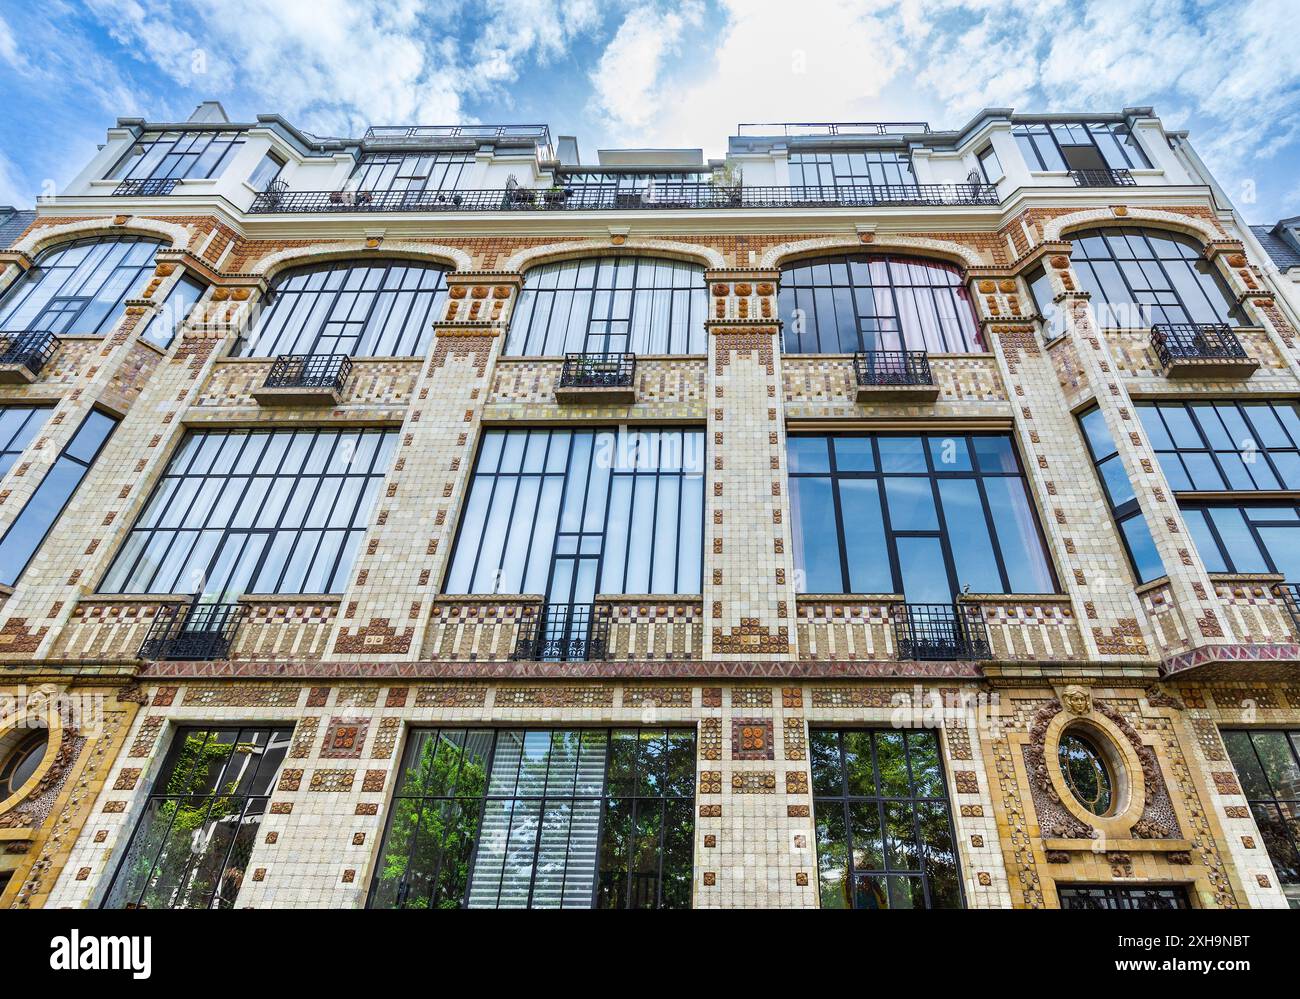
[
  {"x1": 0, "y1": 149, "x2": 29, "y2": 206},
  {"x1": 589, "y1": 3, "x2": 704, "y2": 137},
  {"x1": 0, "y1": 13, "x2": 24, "y2": 70}
]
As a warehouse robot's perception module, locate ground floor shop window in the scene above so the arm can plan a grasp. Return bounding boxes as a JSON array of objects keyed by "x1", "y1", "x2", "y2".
[
  {"x1": 1221, "y1": 729, "x2": 1300, "y2": 908},
  {"x1": 369, "y1": 727, "x2": 695, "y2": 909}
]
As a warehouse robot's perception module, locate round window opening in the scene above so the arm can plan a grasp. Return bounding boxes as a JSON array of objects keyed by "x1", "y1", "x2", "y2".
[
  {"x1": 0, "y1": 730, "x2": 49, "y2": 801},
  {"x1": 1058, "y1": 730, "x2": 1114, "y2": 815}
]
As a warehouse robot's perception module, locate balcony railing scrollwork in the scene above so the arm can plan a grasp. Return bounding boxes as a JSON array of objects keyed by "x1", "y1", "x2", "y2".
[
  {"x1": 555, "y1": 352, "x2": 637, "y2": 404},
  {"x1": 113, "y1": 178, "x2": 181, "y2": 197},
  {"x1": 252, "y1": 353, "x2": 353, "y2": 406},
  {"x1": 891, "y1": 602, "x2": 991, "y2": 661},
  {"x1": 138, "y1": 598, "x2": 247, "y2": 661},
  {"x1": 0, "y1": 331, "x2": 60, "y2": 384},
  {"x1": 1069, "y1": 168, "x2": 1136, "y2": 188},
  {"x1": 512, "y1": 602, "x2": 611, "y2": 662},
  {"x1": 1150, "y1": 323, "x2": 1258, "y2": 379},
  {"x1": 852, "y1": 349, "x2": 939, "y2": 402}
]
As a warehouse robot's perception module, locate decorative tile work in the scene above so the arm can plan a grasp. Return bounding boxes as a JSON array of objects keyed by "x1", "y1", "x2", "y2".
[
  {"x1": 731, "y1": 719, "x2": 774, "y2": 760},
  {"x1": 289, "y1": 716, "x2": 321, "y2": 759},
  {"x1": 783, "y1": 718, "x2": 807, "y2": 761},
  {"x1": 320, "y1": 718, "x2": 370, "y2": 759},
  {"x1": 308, "y1": 769, "x2": 356, "y2": 792},
  {"x1": 413, "y1": 684, "x2": 487, "y2": 707},
  {"x1": 180, "y1": 685, "x2": 299, "y2": 707},
  {"x1": 699, "y1": 717, "x2": 723, "y2": 760},
  {"x1": 731, "y1": 771, "x2": 777, "y2": 793},
  {"x1": 371, "y1": 717, "x2": 401, "y2": 759},
  {"x1": 495, "y1": 686, "x2": 613, "y2": 708}
]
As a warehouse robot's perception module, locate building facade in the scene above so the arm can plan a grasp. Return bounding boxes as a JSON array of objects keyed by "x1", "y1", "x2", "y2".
[{"x1": 0, "y1": 103, "x2": 1297, "y2": 910}]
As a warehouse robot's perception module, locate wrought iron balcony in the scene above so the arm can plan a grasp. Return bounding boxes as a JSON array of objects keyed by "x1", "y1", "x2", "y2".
[
  {"x1": 248, "y1": 182, "x2": 999, "y2": 214},
  {"x1": 139, "y1": 599, "x2": 246, "y2": 661},
  {"x1": 112, "y1": 178, "x2": 181, "y2": 196},
  {"x1": 555, "y1": 352, "x2": 636, "y2": 404},
  {"x1": 891, "y1": 602, "x2": 991, "y2": 661},
  {"x1": 852, "y1": 350, "x2": 939, "y2": 402},
  {"x1": 513, "y1": 602, "x2": 611, "y2": 662},
  {"x1": 0, "y1": 331, "x2": 60, "y2": 384},
  {"x1": 1150, "y1": 323, "x2": 1258, "y2": 379},
  {"x1": 1069, "y1": 168, "x2": 1136, "y2": 188},
  {"x1": 252, "y1": 353, "x2": 353, "y2": 406}
]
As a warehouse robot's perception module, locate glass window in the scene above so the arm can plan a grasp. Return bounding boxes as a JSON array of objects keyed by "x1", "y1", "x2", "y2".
[
  {"x1": 101, "y1": 726, "x2": 291, "y2": 909},
  {"x1": 811, "y1": 728, "x2": 962, "y2": 909},
  {"x1": 1137, "y1": 400, "x2": 1300, "y2": 493},
  {"x1": 0, "y1": 729, "x2": 48, "y2": 800},
  {"x1": 789, "y1": 150, "x2": 914, "y2": 189},
  {"x1": 99, "y1": 428, "x2": 395, "y2": 597},
  {"x1": 349, "y1": 152, "x2": 474, "y2": 194},
  {"x1": 1217, "y1": 730, "x2": 1300, "y2": 907},
  {"x1": 1180, "y1": 502, "x2": 1300, "y2": 580},
  {"x1": 506, "y1": 257, "x2": 706, "y2": 356},
  {"x1": 779, "y1": 254, "x2": 982, "y2": 354},
  {"x1": 109, "y1": 130, "x2": 247, "y2": 184},
  {"x1": 0, "y1": 409, "x2": 117, "y2": 586},
  {"x1": 1078, "y1": 407, "x2": 1165, "y2": 583},
  {"x1": 976, "y1": 144, "x2": 1002, "y2": 183},
  {"x1": 445, "y1": 428, "x2": 704, "y2": 600},
  {"x1": 0, "y1": 237, "x2": 162, "y2": 336},
  {"x1": 1070, "y1": 226, "x2": 1242, "y2": 329},
  {"x1": 141, "y1": 275, "x2": 205, "y2": 349},
  {"x1": 1057, "y1": 885, "x2": 1191, "y2": 910},
  {"x1": 247, "y1": 150, "x2": 285, "y2": 193},
  {"x1": 238, "y1": 259, "x2": 448, "y2": 358},
  {"x1": 1012, "y1": 122, "x2": 1151, "y2": 173},
  {"x1": 369, "y1": 727, "x2": 695, "y2": 909},
  {"x1": 1058, "y1": 731, "x2": 1114, "y2": 815},
  {"x1": 0, "y1": 405, "x2": 50, "y2": 478},
  {"x1": 789, "y1": 432, "x2": 1055, "y2": 600}
]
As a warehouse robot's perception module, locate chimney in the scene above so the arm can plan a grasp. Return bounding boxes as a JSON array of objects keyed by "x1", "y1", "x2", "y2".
[{"x1": 188, "y1": 101, "x2": 230, "y2": 124}]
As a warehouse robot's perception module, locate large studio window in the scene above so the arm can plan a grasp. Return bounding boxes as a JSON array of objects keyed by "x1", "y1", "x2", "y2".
[
  {"x1": 1068, "y1": 227, "x2": 1243, "y2": 329},
  {"x1": 811, "y1": 728, "x2": 962, "y2": 909},
  {"x1": 368, "y1": 727, "x2": 695, "y2": 909},
  {"x1": 1181, "y1": 503, "x2": 1300, "y2": 580},
  {"x1": 99, "y1": 428, "x2": 395, "y2": 597},
  {"x1": 237, "y1": 259, "x2": 449, "y2": 358},
  {"x1": 778, "y1": 255, "x2": 982, "y2": 354},
  {"x1": 788, "y1": 433, "x2": 1055, "y2": 601},
  {"x1": 1078, "y1": 407, "x2": 1164, "y2": 584},
  {"x1": 1137, "y1": 400, "x2": 1300, "y2": 493},
  {"x1": 1221, "y1": 730, "x2": 1300, "y2": 907},
  {"x1": 505, "y1": 257, "x2": 706, "y2": 356},
  {"x1": 0, "y1": 237, "x2": 162, "y2": 336},
  {"x1": 789, "y1": 150, "x2": 915, "y2": 189},
  {"x1": 102, "y1": 726, "x2": 290, "y2": 909},
  {"x1": 1012, "y1": 121, "x2": 1151, "y2": 173},
  {"x1": 349, "y1": 152, "x2": 474, "y2": 193},
  {"x1": 444, "y1": 428, "x2": 704, "y2": 604},
  {"x1": 108, "y1": 130, "x2": 247, "y2": 185}
]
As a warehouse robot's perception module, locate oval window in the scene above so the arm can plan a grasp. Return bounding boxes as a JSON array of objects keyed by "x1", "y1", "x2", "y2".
[
  {"x1": 0, "y1": 730, "x2": 48, "y2": 801},
  {"x1": 1058, "y1": 730, "x2": 1113, "y2": 815}
]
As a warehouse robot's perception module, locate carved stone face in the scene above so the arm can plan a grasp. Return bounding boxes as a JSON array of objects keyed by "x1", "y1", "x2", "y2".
[{"x1": 1062, "y1": 685, "x2": 1091, "y2": 716}]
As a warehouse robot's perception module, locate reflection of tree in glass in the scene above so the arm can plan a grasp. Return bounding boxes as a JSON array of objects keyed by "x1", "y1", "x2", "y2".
[{"x1": 376, "y1": 734, "x2": 488, "y2": 908}]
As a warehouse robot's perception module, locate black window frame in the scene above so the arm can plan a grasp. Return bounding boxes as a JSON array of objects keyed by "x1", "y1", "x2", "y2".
[
  {"x1": 1137, "y1": 399, "x2": 1300, "y2": 494},
  {"x1": 788, "y1": 149, "x2": 916, "y2": 189},
  {"x1": 368, "y1": 726, "x2": 696, "y2": 910},
  {"x1": 1057, "y1": 884, "x2": 1191, "y2": 909},
  {"x1": 505, "y1": 256, "x2": 707, "y2": 356},
  {"x1": 1220, "y1": 729, "x2": 1300, "y2": 904},
  {"x1": 0, "y1": 407, "x2": 118, "y2": 587},
  {"x1": 976, "y1": 144, "x2": 1003, "y2": 183},
  {"x1": 0, "y1": 404, "x2": 51, "y2": 479},
  {"x1": 778, "y1": 253, "x2": 983, "y2": 355},
  {"x1": 98, "y1": 426, "x2": 396, "y2": 598},
  {"x1": 236, "y1": 258, "x2": 449, "y2": 358},
  {"x1": 0, "y1": 236, "x2": 163, "y2": 337},
  {"x1": 787, "y1": 431, "x2": 1059, "y2": 599},
  {"x1": 100, "y1": 725, "x2": 292, "y2": 910},
  {"x1": 247, "y1": 149, "x2": 286, "y2": 193},
  {"x1": 1180, "y1": 501, "x2": 1300, "y2": 579},
  {"x1": 1012, "y1": 121, "x2": 1151, "y2": 172},
  {"x1": 1078, "y1": 406, "x2": 1165, "y2": 584},
  {"x1": 108, "y1": 129, "x2": 248, "y2": 183},
  {"x1": 141, "y1": 274, "x2": 206, "y2": 350},
  {"x1": 348, "y1": 151, "x2": 475, "y2": 194},
  {"x1": 811, "y1": 727, "x2": 964, "y2": 909}
]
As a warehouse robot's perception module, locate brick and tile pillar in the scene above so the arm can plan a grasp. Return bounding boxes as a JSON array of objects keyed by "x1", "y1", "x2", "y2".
[
  {"x1": 702, "y1": 272, "x2": 797, "y2": 661},
  {"x1": 326, "y1": 273, "x2": 521, "y2": 662}
]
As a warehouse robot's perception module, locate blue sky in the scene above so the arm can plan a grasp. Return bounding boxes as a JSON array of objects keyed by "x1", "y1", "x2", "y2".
[{"x1": 1, "y1": 0, "x2": 1297, "y2": 222}]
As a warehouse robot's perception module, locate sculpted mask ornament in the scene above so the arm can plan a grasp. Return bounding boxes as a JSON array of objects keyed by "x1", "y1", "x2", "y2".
[{"x1": 1062, "y1": 685, "x2": 1091, "y2": 716}]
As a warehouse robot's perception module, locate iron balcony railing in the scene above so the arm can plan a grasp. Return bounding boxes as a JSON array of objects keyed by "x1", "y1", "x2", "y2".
[
  {"x1": 891, "y1": 602, "x2": 991, "y2": 661},
  {"x1": 248, "y1": 182, "x2": 999, "y2": 214},
  {"x1": 1069, "y1": 168, "x2": 1136, "y2": 188},
  {"x1": 853, "y1": 349, "x2": 934, "y2": 387},
  {"x1": 138, "y1": 599, "x2": 246, "y2": 661},
  {"x1": 736, "y1": 121, "x2": 931, "y2": 136},
  {"x1": 1274, "y1": 583, "x2": 1300, "y2": 637},
  {"x1": 264, "y1": 353, "x2": 352, "y2": 392},
  {"x1": 0, "y1": 330, "x2": 60, "y2": 375},
  {"x1": 559, "y1": 352, "x2": 636, "y2": 390},
  {"x1": 513, "y1": 602, "x2": 611, "y2": 662},
  {"x1": 363, "y1": 124, "x2": 552, "y2": 145},
  {"x1": 1151, "y1": 323, "x2": 1250, "y2": 368},
  {"x1": 113, "y1": 178, "x2": 181, "y2": 196}
]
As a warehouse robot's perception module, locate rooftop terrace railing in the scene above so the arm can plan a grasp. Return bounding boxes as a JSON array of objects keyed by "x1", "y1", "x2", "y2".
[{"x1": 735, "y1": 122, "x2": 932, "y2": 136}]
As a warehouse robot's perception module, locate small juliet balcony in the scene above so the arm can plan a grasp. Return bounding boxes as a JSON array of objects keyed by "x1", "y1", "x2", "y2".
[
  {"x1": 251, "y1": 353, "x2": 352, "y2": 407},
  {"x1": 1151, "y1": 323, "x2": 1258, "y2": 379},
  {"x1": 512, "y1": 602, "x2": 612, "y2": 662},
  {"x1": 138, "y1": 598, "x2": 247, "y2": 661},
  {"x1": 853, "y1": 350, "x2": 939, "y2": 402},
  {"x1": 1069, "y1": 168, "x2": 1136, "y2": 188},
  {"x1": 0, "y1": 331, "x2": 60, "y2": 384},
  {"x1": 555, "y1": 352, "x2": 636, "y2": 405},
  {"x1": 891, "y1": 602, "x2": 991, "y2": 661},
  {"x1": 113, "y1": 178, "x2": 181, "y2": 196}
]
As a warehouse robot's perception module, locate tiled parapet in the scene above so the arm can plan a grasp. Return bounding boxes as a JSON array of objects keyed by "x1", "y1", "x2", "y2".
[
  {"x1": 194, "y1": 356, "x2": 424, "y2": 414},
  {"x1": 973, "y1": 594, "x2": 1086, "y2": 662},
  {"x1": 485, "y1": 355, "x2": 706, "y2": 418},
  {"x1": 421, "y1": 595, "x2": 540, "y2": 661},
  {"x1": 604, "y1": 597, "x2": 704, "y2": 661},
  {"x1": 781, "y1": 352, "x2": 1008, "y2": 420},
  {"x1": 705, "y1": 319, "x2": 797, "y2": 660},
  {"x1": 44, "y1": 597, "x2": 185, "y2": 661},
  {"x1": 795, "y1": 596, "x2": 896, "y2": 661},
  {"x1": 1103, "y1": 326, "x2": 1291, "y2": 393},
  {"x1": 1208, "y1": 575, "x2": 1297, "y2": 646}
]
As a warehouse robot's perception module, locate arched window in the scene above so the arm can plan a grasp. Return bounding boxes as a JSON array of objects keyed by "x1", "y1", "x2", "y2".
[
  {"x1": 506, "y1": 256, "x2": 706, "y2": 356},
  {"x1": 779, "y1": 254, "x2": 981, "y2": 354},
  {"x1": 1068, "y1": 227, "x2": 1243, "y2": 329},
  {"x1": 0, "y1": 236, "x2": 162, "y2": 336},
  {"x1": 238, "y1": 259, "x2": 449, "y2": 357}
]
